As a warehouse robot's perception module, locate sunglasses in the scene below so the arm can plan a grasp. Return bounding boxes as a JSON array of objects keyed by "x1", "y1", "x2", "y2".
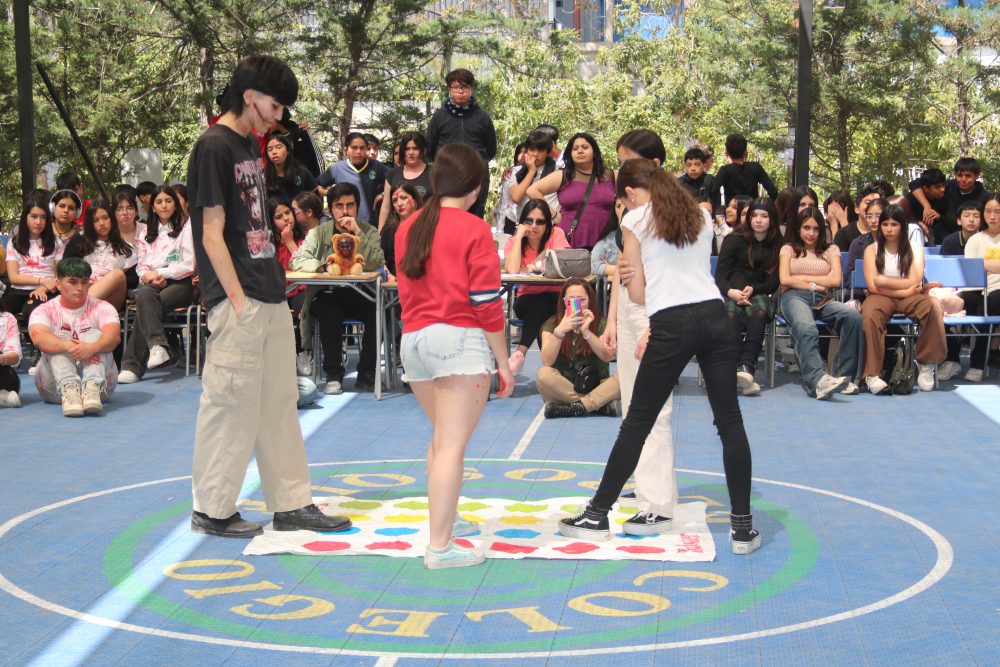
[{"x1": 522, "y1": 218, "x2": 547, "y2": 226}]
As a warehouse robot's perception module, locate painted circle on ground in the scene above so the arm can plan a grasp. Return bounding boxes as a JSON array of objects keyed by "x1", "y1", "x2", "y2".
[{"x1": 0, "y1": 459, "x2": 952, "y2": 659}]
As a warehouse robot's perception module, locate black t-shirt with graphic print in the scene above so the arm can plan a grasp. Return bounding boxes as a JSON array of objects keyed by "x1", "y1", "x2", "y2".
[{"x1": 187, "y1": 123, "x2": 286, "y2": 310}]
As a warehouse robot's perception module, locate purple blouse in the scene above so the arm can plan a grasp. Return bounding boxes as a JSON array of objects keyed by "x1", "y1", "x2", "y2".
[{"x1": 556, "y1": 177, "x2": 617, "y2": 249}]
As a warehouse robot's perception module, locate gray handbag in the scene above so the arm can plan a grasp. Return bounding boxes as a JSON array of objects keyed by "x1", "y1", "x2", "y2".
[{"x1": 542, "y1": 248, "x2": 591, "y2": 279}]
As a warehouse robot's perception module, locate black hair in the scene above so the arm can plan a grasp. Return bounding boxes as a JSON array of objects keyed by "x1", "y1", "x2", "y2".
[
  {"x1": 264, "y1": 134, "x2": 302, "y2": 192},
  {"x1": 75, "y1": 200, "x2": 132, "y2": 259},
  {"x1": 397, "y1": 131, "x2": 428, "y2": 160},
  {"x1": 136, "y1": 181, "x2": 157, "y2": 198},
  {"x1": 957, "y1": 200, "x2": 982, "y2": 216},
  {"x1": 266, "y1": 197, "x2": 304, "y2": 245},
  {"x1": 785, "y1": 186, "x2": 820, "y2": 229},
  {"x1": 13, "y1": 191, "x2": 56, "y2": 257},
  {"x1": 445, "y1": 68, "x2": 476, "y2": 88},
  {"x1": 824, "y1": 188, "x2": 859, "y2": 225},
  {"x1": 512, "y1": 141, "x2": 526, "y2": 165},
  {"x1": 110, "y1": 187, "x2": 139, "y2": 228},
  {"x1": 787, "y1": 206, "x2": 830, "y2": 258},
  {"x1": 562, "y1": 132, "x2": 610, "y2": 184},
  {"x1": 684, "y1": 147, "x2": 708, "y2": 163},
  {"x1": 55, "y1": 172, "x2": 82, "y2": 191},
  {"x1": 867, "y1": 179, "x2": 895, "y2": 198},
  {"x1": 725, "y1": 133, "x2": 748, "y2": 159},
  {"x1": 524, "y1": 130, "x2": 553, "y2": 153},
  {"x1": 293, "y1": 191, "x2": 324, "y2": 220},
  {"x1": 56, "y1": 257, "x2": 92, "y2": 280},
  {"x1": 920, "y1": 168, "x2": 947, "y2": 187},
  {"x1": 145, "y1": 184, "x2": 185, "y2": 243},
  {"x1": 326, "y1": 182, "x2": 361, "y2": 211},
  {"x1": 112, "y1": 183, "x2": 137, "y2": 201},
  {"x1": 615, "y1": 130, "x2": 666, "y2": 165},
  {"x1": 954, "y1": 157, "x2": 981, "y2": 175},
  {"x1": 738, "y1": 197, "x2": 782, "y2": 274},
  {"x1": 535, "y1": 124, "x2": 559, "y2": 145},
  {"x1": 222, "y1": 55, "x2": 298, "y2": 115},
  {"x1": 344, "y1": 132, "x2": 367, "y2": 148},
  {"x1": 50, "y1": 189, "x2": 83, "y2": 215},
  {"x1": 172, "y1": 183, "x2": 188, "y2": 203},
  {"x1": 875, "y1": 204, "x2": 914, "y2": 279},
  {"x1": 517, "y1": 199, "x2": 554, "y2": 258},
  {"x1": 362, "y1": 133, "x2": 380, "y2": 147}
]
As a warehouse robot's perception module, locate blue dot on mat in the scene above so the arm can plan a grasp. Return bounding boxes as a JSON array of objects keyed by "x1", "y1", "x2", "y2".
[
  {"x1": 495, "y1": 529, "x2": 540, "y2": 539},
  {"x1": 618, "y1": 532, "x2": 653, "y2": 540},
  {"x1": 319, "y1": 526, "x2": 361, "y2": 535},
  {"x1": 375, "y1": 527, "x2": 420, "y2": 536}
]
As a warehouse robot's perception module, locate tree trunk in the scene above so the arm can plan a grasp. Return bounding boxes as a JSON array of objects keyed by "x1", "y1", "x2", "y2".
[
  {"x1": 198, "y1": 47, "x2": 215, "y2": 127},
  {"x1": 954, "y1": 1, "x2": 972, "y2": 154}
]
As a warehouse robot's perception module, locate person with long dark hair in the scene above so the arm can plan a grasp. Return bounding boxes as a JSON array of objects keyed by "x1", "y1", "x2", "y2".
[
  {"x1": 716, "y1": 197, "x2": 783, "y2": 395},
  {"x1": 503, "y1": 199, "x2": 570, "y2": 374},
  {"x1": 264, "y1": 134, "x2": 317, "y2": 201},
  {"x1": 381, "y1": 182, "x2": 423, "y2": 278},
  {"x1": 2, "y1": 192, "x2": 65, "y2": 322},
  {"x1": 396, "y1": 143, "x2": 513, "y2": 568},
  {"x1": 378, "y1": 131, "x2": 432, "y2": 231},
  {"x1": 558, "y1": 158, "x2": 761, "y2": 554},
  {"x1": 64, "y1": 200, "x2": 131, "y2": 310},
  {"x1": 111, "y1": 185, "x2": 145, "y2": 290}
]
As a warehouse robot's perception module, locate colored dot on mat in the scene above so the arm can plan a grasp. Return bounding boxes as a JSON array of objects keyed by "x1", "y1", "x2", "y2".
[
  {"x1": 303, "y1": 541, "x2": 351, "y2": 552},
  {"x1": 319, "y1": 526, "x2": 361, "y2": 535},
  {"x1": 454, "y1": 538, "x2": 474, "y2": 548},
  {"x1": 457, "y1": 501, "x2": 490, "y2": 511},
  {"x1": 553, "y1": 542, "x2": 600, "y2": 555},
  {"x1": 560, "y1": 503, "x2": 583, "y2": 513},
  {"x1": 366, "y1": 541, "x2": 412, "y2": 551},
  {"x1": 617, "y1": 545, "x2": 666, "y2": 554},
  {"x1": 394, "y1": 501, "x2": 429, "y2": 510},
  {"x1": 495, "y1": 529, "x2": 541, "y2": 539},
  {"x1": 342, "y1": 514, "x2": 370, "y2": 522},
  {"x1": 499, "y1": 515, "x2": 543, "y2": 525},
  {"x1": 504, "y1": 502, "x2": 548, "y2": 513},
  {"x1": 385, "y1": 514, "x2": 427, "y2": 523},
  {"x1": 375, "y1": 527, "x2": 420, "y2": 536},
  {"x1": 461, "y1": 514, "x2": 486, "y2": 524},
  {"x1": 340, "y1": 500, "x2": 382, "y2": 510},
  {"x1": 490, "y1": 542, "x2": 537, "y2": 554},
  {"x1": 618, "y1": 532, "x2": 654, "y2": 540}
]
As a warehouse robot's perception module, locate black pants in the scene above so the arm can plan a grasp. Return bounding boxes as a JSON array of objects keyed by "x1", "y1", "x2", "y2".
[
  {"x1": 513, "y1": 292, "x2": 559, "y2": 350},
  {"x1": 727, "y1": 309, "x2": 770, "y2": 370},
  {"x1": 0, "y1": 366, "x2": 19, "y2": 392},
  {"x1": 946, "y1": 290, "x2": 1000, "y2": 369},
  {"x1": 312, "y1": 287, "x2": 376, "y2": 382},
  {"x1": 289, "y1": 291, "x2": 306, "y2": 354},
  {"x1": 469, "y1": 169, "x2": 490, "y2": 219},
  {"x1": 1, "y1": 289, "x2": 55, "y2": 323},
  {"x1": 592, "y1": 300, "x2": 753, "y2": 515},
  {"x1": 122, "y1": 278, "x2": 194, "y2": 376}
]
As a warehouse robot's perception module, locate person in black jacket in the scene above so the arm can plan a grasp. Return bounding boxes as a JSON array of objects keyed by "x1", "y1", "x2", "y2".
[
  {"x1": 716, "y1": 197, "x2": 783, "y2": 395},
  {"x1": 426, "y1": 69, "x2": 497, "y2": 218},
  {"x1": 710, "y1": 134, "x2": 779, "y2": 208},
  {"x1": 677, "y1": 146, "x2": 715, "y2": 201}
]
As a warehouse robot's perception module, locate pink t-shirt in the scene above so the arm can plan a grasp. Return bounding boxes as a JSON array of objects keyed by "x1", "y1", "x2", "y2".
[
  {"x1": 0, "y1": 312, "x2": 22, "y2": 365},
  {"x1": 28, "y1": 296, "x2": 119, "y2": 341},
  {"x1": 503, "y1": 227, "x2": 570, "y2": 295},
  {"x1": 5, "y1": 238, "x2": 65, "y2": 290},
  {"x1": 780, "y1": 244, "x2": 840, "y2": 278}
]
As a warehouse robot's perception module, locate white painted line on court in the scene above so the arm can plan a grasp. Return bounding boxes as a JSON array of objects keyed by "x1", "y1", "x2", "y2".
[
  {"x1": 373, "y1": 657, "x2": 399, "y2": 667},
  {"x1": 20, "y1": 393, "x2": 356, "y2": 667},
  {"x1": 508, "y1": 407, "x2": 546, "y2": 460},
  {"x1": 0, "y1": 459, "x2": 954, "y2": 660}
]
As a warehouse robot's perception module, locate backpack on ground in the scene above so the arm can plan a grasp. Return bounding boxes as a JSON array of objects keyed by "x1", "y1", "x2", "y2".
[{"x1": 884, "y1": 338, "x2": 915, "y2": 395}]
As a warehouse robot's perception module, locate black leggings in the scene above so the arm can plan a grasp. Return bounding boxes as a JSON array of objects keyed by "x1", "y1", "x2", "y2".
[
  {"x1": 0, "y1": 366, "x2": 19, "y2": 392},
  {"x1": 1, "y1": 289, "x2": 55, "y2": 323},
  {"x1": 592, "y1": 300, "x2": 753, "y2": 515},
  {"x1": 947, "y1": 290, "x2": 1000, "y2": 369},
  {"x1": 727, "y1": 309, "x2": 770, "y2": 370},
  {"x1": 513, "y1": 292, "x2": 559, "y2": 350}
]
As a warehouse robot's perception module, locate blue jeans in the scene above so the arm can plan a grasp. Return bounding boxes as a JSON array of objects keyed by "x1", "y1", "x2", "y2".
[{"x1": 780, "y1": 289, "x2": 862, "y2": 395}]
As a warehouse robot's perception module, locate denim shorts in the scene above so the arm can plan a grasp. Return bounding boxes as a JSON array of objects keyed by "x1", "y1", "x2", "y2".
[{"x1": 400, "y1": 324, "x2": 495, "y2": 382}]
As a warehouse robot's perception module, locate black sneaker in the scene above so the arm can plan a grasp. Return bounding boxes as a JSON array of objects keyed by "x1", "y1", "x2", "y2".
[
  {"x1": 353, "y1": 376, "x2": 376, "y2": 392},
  {"x1": 558, "y1": 505, "x2": 611, "y2": 541},
  {"x1": 272, "y1": 504, "x2": 353, "y2": 532},
  {"x1": 544, "y1": 401, "x2": 587, "y2": 419},
  {"x1": 622, "y1": 511, "x2": 672, "y2": 536},
  {"x1": 191, "y1": 511, "x2": 263, "y2": 538},
  {"x1": 730, "y1": 513, "x2": 761, "y2": 555}
]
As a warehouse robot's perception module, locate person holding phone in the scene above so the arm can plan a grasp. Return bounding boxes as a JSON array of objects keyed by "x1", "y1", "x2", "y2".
[{"x1": 536, "y1": 277, "x2": 619, "y2": 418}]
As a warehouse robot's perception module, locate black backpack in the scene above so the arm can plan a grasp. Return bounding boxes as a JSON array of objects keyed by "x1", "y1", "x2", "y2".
[{"x1": 884, "y1": 339, "x2": 915, "y2": 395}]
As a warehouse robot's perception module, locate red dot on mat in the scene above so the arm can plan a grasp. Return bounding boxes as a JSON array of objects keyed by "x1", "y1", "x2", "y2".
[
  {"x1": 303, "y1": 541, "x2": 351, "y2": 552},
  {"x1": 366, "y1": 541, "x2": 412, "y2": 551},
  {"x1": 553, "y1": 542, "x2": 600, "y2": 555},
  {"x1": 454, "y1": 538, "x2": 474, "y2": 548},
  {"x1": 617, "y1": 545, "x2": 666, "y2": 554},
  {"x1": 490, "y1": 542, "x2": 538, "y2": 554}
]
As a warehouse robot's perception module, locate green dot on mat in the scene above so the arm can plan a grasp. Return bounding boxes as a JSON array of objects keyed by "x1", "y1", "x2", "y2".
[
  {"x1": 504, "y1": 502, "x2": 548, "y2": 513},
  {"x1": 560, "y1": 504, "x2": 581, "y2": 513},
  {"x1": 456, "y1": 502, "x2": 490, "y2": 511},
  {"x1": 394, "y1": 500, "x2": 430, "y2": 510},
  {"x1": 339, "y1": 500, "x2": 382, "y2": 510}
]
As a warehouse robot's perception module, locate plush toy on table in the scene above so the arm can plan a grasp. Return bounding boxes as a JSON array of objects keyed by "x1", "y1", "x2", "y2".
[{"x1": 326, "y1": 233, "x2": 365, "y2": 276}]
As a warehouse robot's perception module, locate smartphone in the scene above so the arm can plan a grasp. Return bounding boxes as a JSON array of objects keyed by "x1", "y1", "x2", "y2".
[{"x1": 565, "y1": 296, "x2": 584, "y2": 328}]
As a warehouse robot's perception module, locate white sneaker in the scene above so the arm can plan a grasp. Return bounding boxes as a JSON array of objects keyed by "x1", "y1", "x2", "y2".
[
  {"x1": 840, "y1": 381, "x2": 859, "y2": 395},
  {"x1": 936, "y1": 361, "x2": 961, "y2": 381},
  {"x1": 82, "y1": 380, "x2": 104, "y2": 415},
  {"x1": 917, "y1": 364, "x2": 935, "y2": 392},
  {"x1": 60, "y1": 381, "x2": 84, "y2": 418},
  {"x1": 742, "y1": 381, "x2": 761, "y2": 397},
  {"x1": 0, "y1": 390, "x2": 21, "y2": 408},
  {"x1": 865, "y1": 376, "x2": 888, "y2": 395},
  {"x1": 814, "y1": 374, "x2": 848, "y2": 400},
  {"x1": 117, "y1": 370, "x2": 140, "y2": 384},
  {"x1": 424, "y1": 540, "x2": 485, "y2": 570},
  {"x1": 964, "y1": 368, "x2": 984, "y2": 382},
  {"x1": 323, "y1": 380, "x2": 343, "y2": 395},
  {"x1": 27, "y1": 364, "x2": 37, "y2": 376},
  {"x1": 736, "y1": 365, "x2": 755, "y2": 390},
  {"x1": 147, "y1": 345, "x2": 171, "y2": 369},
  {"x1": 296, "y1": 351, "x2": 314, "y2": 377}
]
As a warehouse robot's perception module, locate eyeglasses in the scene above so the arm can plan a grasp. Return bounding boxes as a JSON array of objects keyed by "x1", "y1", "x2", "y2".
[
  {"x1": 522, "y1": 218, "x2": 546, "y2": 226},
  {"x1": 448, "y1": 84, "x2": 472, "y2": 92},
  {"x1": 116, "y1": 206, "x2": 135, "y2": 213}
]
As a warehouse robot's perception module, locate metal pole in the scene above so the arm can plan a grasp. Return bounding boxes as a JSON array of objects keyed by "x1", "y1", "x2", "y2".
[
  {"x1": 794, "y1": 0, "x2": 812, "y2": 187},
  {"x1": 14, "y1": 0, "x2": 36, "y2": 198},
  {"x1": 35, "y1": 61, "x2": 111, "y2": 202}
]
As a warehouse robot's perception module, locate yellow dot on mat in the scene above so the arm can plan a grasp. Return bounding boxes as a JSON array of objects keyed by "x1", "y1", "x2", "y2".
[
  {"x1": 499, "y1": 515, "x2": 543, "y2": 525},
  {"x1": 384, "y1": 514, "x2": 427, "y2": 523}
]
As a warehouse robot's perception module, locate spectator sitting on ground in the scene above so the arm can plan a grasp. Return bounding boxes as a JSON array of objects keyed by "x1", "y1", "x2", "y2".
[
  {"x1": 0, "y1": 297, "x2": 22, "y2": 408},
  {"x1": 63, "y1": 200, "x2": 131, "y2": 311},
  {"x1": 27, "y1": 258, "x2": 121, "y2": 417},
  {"x1": 537, "y1": 277, "x2": 620, "y2": 418}
]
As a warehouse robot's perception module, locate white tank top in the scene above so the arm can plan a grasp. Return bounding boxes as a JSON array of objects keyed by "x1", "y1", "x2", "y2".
[{"x1": 882, "y1": 249, "x2": 900, "y2": 278}]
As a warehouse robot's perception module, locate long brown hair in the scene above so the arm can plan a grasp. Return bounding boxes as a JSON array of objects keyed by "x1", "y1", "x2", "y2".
[
  {"x1": 552, "y1": 278, "x2": 601, "y2": 359},
  {"x1": 399, "y1": 144, "x2": 484, "y2": 279},
  {"x1": 617, "y1": 158, "x2": 704, "y2": 247}
]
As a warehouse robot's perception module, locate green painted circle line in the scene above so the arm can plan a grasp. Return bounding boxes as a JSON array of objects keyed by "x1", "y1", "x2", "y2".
[{"x1": 0, "y1": 460, "x2": 952, "y2": 660}]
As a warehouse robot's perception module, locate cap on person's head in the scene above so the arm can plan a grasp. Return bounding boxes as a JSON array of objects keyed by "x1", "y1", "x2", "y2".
[
  {"x1": 56, "y1": 257, "x2": 92, "y2": 280},
  {"x1": 225, "y1": 56, "x2": 298, "y2": 114}
]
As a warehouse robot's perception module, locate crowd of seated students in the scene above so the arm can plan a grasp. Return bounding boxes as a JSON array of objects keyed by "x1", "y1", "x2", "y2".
[{"x1": 3, "y1": 127, "x2": 999, "y2": 421}]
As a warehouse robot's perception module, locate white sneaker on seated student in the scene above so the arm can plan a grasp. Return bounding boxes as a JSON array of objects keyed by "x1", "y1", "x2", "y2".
[
  {"x1": 0, "y1": 299, "x2": 23, "y2": 408},
  {"x1": 27, "y1": 258, "x2": 121, "y2": 417}
]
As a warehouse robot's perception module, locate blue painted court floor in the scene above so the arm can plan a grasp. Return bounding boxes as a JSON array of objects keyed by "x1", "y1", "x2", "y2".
[{"x1": 0, "y1": 352, "x2": 998, "y2": 666}]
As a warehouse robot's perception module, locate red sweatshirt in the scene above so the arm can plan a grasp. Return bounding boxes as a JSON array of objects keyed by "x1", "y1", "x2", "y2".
[{"x1": 396, "y1": 207, "x2": 504, "y2": 334}]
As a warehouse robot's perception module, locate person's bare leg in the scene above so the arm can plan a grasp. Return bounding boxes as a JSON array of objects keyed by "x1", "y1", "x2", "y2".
[
  {"x1": 426, "y1": 373, "x2": 489, "y2": 549},
  {"x1": 88, "y1": 270, "x2": 127, "y2": 310},
  {"x1": 410, "y1": 380, "x2": 437, "y2": 476}
]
